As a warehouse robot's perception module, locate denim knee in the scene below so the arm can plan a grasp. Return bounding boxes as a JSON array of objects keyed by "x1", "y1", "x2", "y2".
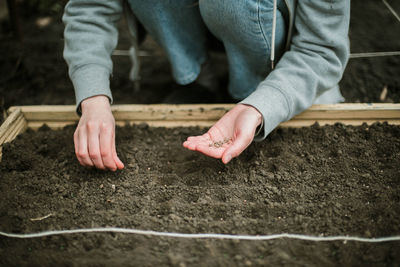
[
  {"x1": 128, "y1": 0, "x2": 209, "y2": 85},
  {"x1": 200, "y1": 0, "x2": 285, "y2": 52},
  {"x1": 199, "y1": 0, "x2": 287, "y2": 100},
  {"x1": 199, "y1": 0, "x2": 259, "y2": 45}
]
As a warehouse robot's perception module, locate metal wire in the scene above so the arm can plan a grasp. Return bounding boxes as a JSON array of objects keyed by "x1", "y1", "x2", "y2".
[
  {"x1": 1, "y1": 228, "x2": 400, "y2": 243},
  {"x1": 113, "y1": 50, "x2": 151, "y2": 57},
  {"x1": 350, "y1": 51, "x2": 400, "y2": 58},
  {"x1": 114, "y1": 50, "x2": 400, "y2": 59},
  {"x1": 116, "y1": 1, "x2": 400, "y2": 61},
  {"x1": 382, "y1": 0, "x2": 400, "y2": 24}
]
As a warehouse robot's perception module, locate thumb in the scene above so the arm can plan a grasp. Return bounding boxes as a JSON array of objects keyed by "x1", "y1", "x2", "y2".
[{"x1": 222, "y1": 130, "x2": 254, "y2": 164}]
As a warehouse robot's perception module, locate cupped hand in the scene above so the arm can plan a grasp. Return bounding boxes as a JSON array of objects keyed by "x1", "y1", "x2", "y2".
[
  {"x1": 183, "y1": 104, "x2": 262, "y2": 164},
  {"x1": 74, "y1": 95, "x2": 124, "y2": 171}
]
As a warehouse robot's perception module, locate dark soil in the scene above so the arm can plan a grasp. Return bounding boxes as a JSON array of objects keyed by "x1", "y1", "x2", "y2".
[
  {"x1": 1, "y1": 1, "x2": 400, "y2": 265},
  {"x1": 1, "y1": 123, "x2": 399, "y2": 266},
  {"x1": 340, "y1": 0, "x2": 400, "y2": 103},
  {"x1": 0, "y1": 0, "x2": 399, "y2": 119}
]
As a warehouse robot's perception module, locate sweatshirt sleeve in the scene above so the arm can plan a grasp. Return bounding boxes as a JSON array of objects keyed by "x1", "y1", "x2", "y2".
[
  {"x1": 62, "y1": 0, "x2": 123, "y2": 112},
  {"x1": 240, "y1": 0, "x2": 350, "y2": 141}
]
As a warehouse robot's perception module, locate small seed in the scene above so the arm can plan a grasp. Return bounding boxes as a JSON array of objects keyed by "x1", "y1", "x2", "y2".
[
  {"x1": 223, "y1": 137, "x2": 232, "y2": 144},
  {"x1": 209, "y1": 138, "x2": 232, "y2": 148},
  {"x1": 214, "y1": 141, "x2": 223, "y2": 148}
]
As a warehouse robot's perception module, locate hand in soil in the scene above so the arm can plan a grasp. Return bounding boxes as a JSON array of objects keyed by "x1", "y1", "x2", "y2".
[
  {"x1": 74, "y1": 95, "x2": 124, "y2": 171},
  {"x1": 183, "y1": 104, "x2": 262, "y2": 164}
]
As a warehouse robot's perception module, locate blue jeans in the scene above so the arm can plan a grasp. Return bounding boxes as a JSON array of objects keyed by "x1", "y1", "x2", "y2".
[{"x1": 128, "y1": 0, "x2": 287, "y2": 100}]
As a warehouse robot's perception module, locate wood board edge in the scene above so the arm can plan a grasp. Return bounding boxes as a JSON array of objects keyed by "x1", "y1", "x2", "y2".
[{"x1": 7, "y1": 103, "x2": 400, "y2": 123}]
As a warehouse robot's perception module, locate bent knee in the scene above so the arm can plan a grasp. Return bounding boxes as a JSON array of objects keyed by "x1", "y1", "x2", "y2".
[
  {"x1": 199, "y1": 0, "x2": 248, "y2": 30},
  {"x1": 199, "y1": 0, "x2": 262, "y2": 42}
]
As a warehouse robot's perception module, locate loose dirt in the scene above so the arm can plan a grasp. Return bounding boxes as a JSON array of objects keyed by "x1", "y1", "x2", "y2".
[{"x1": 0, "y1": 123, "x2": 399, "y2": 266}]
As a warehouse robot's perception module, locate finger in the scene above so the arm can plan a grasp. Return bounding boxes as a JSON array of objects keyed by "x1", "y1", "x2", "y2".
[
  {"x1": 186, "y1": 133, "x2": 212, "y2": 142},
  {"x1": 76, "y1": 128, "x2": 94, "y2": 167},
  {"x1": 222, "y1": 131, "x2": 253, "y2": 164},
  {"x1": 187, "y1": 141, "x2": 197, "y2": 150},
  {"x1": 99, "y1": 122, "x2": 117, "y2": 171},
  {"x1": 183, "y1": 139, "x2": 198, "y2": 148},
  {"x1": 182, "y1": 140, "x2": 190, "y2": 148},
  {"x1": 87, "y1": 123, "x2": 105, "y2": 170},
  {"x1": 74, "y1": 130, "x2": 84, "y2": 166},
  {"x1": 186, "y1": 136, "x2": 198, "y2": 142},
  {"x1": 111, "y1": 133, "x2": 124, "y2": 170},
  {"x1": 185, "y1": 136, "x2": 205, "y2": 145},
  {"x1": 183, "y1": 136, "x2": 213, "y2": 150}
]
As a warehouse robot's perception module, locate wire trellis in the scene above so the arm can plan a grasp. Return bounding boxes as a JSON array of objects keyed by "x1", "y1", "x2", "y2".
[
  {"x1": 382, "y1": 0, "x2": 400, "y2": 24},
  {"x1": 350, "y1": 51, "x2": 400, "y2": 58}
]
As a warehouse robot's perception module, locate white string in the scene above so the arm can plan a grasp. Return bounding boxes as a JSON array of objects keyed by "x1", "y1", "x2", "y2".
[
  {"x1": 1, "y1": 228, "x2": 400, "y2": 243},
  {"x1": 270, "y1": 0, "x2": 278, "y2": 70}
]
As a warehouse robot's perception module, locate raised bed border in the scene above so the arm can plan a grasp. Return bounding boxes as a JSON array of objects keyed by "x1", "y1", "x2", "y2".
[{"x1": 1, "y1": 103, "x2": 400, "y2": 159}]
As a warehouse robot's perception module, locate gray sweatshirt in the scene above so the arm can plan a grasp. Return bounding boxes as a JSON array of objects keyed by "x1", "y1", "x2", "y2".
[{"x1": 63, "y1": 0, "x2": 350, "y2": 140}]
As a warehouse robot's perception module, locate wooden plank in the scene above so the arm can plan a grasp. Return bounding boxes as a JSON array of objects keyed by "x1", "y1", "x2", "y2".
[
  {"x1": 280, "y1": 119, "x2": 400, "y2": 128},
  {"x1": 0, "y1": 108, "x2": 22, "y2": 140},
  {"x1": 8, "y1": 104, "x2": 400, "y2": 124},
  {"x1": 294, "y1": 103, "x2": 400, "y2": 119},
  {"x1": 0, "y1": 108, "x2": 26, "y2": 144},
  {"x1": 8, "y1": 104, "x2": 232, "y2": 122},
  {"x1": 6, "y1": 103, "x2": 400, "y2": 131},
  {"x1": 0, "y1": 108, "x2": 27, "y2": 161},
  {"x1": 25, "y1": 118, "x2": 400, "y2": 131},
  {"x1": 5, "y1": 116, "x2": 27, "y2": 143},
  {"x1": 0, "y1": 114, "x2": 25, "y2": 144},
  {"x1": 27, "y1": 120, "x2": 219, "y2": 130}
]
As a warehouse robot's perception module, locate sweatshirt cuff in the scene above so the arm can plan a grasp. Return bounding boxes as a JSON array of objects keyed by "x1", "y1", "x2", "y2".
[
  {"x1": 70, "y1": 64, "x2": 113, "y2": 114},
  {"x1": 240, "y1": 82, "x2": 291, "y2": 141}
]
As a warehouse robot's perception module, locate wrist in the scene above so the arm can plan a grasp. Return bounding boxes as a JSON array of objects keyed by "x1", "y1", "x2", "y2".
[
  {"x1": 238, "y1": 104, "x2": 263, "y2": 126},
  {"x1": 81, "y1": 95, "x2": 111, "y2": 114}
]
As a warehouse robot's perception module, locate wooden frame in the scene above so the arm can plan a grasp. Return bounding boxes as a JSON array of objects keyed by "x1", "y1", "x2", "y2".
[{"x1": 1, "y1": 103, "x2": 400, "y2": 160}]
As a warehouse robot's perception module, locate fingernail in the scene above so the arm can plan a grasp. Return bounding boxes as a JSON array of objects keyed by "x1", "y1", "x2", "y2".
[{"x1": 225, "y1": 154, "x2": 232, "y2": 163}]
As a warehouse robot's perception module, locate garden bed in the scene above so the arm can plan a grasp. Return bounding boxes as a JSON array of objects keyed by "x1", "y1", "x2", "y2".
[{"x1": 0, "y1": 104, "x2": 400, "y2": 266}]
